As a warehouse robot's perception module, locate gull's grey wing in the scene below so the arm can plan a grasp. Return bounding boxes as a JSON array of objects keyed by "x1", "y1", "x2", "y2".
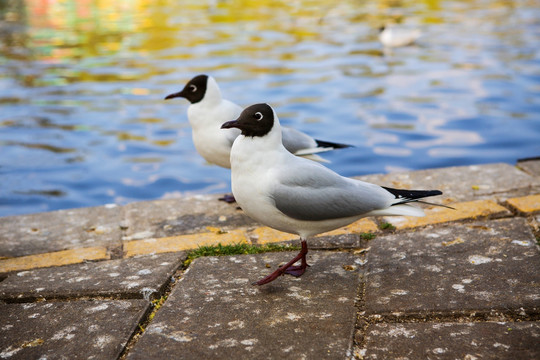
[
  {"x1": 271, "y1": 162, "x2": 391, "y2": 221},
  {"x1": 281, "y1": 126, "x2": 352, "y2": 156},
  {"x1": 281, "y1": 126, "x2": 317, "y2": 154}
]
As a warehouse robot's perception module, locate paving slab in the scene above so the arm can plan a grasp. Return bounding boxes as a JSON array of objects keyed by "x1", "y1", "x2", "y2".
[
  {"x1": 357, "y1": 163, "x2": 540, "y2": 203},
  {"x1": 0, "y1": 205, "x2": 122, "y2": 258},
  {"x1": 0, "y1": 300, "x2": 149, "y2": 360},
  {"x1": 365, "y1": 218, "x2": 540, "y2": 315},
  {"x1": 507, "y1": 194, "x2": 540, "y2": 215},
  {"x1": 0, "y1": 253, "x2": 184, "y2": 302},
  {"x1": 127, "y1": 251, "x2": 362, "y2": 359},
  {"x1": 361, "y1": 321, "x2": 540, "y2": 359},
  {"x1": 121, "y1": 196, "x2": 254, "y2": 241}
]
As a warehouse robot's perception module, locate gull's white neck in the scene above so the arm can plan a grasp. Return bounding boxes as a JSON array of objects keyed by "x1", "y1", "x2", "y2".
[
  {"x1": 230, "y1": 116, "x2": 286, "y2": 170},
  {"x1": 187, "y1": 76, "x2": 228, "y2": 128},
  {"x1": 201, "y1": 76, "x2": 222, "y2": 106}
]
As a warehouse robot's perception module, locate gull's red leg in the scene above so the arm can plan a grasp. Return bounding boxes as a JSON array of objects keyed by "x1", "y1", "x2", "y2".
[
  {"x1": 252, "y1": 240, "x2": 309, "y2": 286},
  {"x1": 283, "y1": 240, "x2": 310, "y2": 277}
]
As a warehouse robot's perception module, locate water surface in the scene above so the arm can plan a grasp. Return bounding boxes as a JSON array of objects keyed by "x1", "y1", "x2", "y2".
[{"x1": 1, "y1": 0, "x2": 539, "y2": 217}]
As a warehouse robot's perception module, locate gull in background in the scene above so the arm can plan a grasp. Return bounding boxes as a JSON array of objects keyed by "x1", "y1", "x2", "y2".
[
  {"x1": 165, "y1": 74, "x2": 351, "y2": 168},
  {"x1": 222, "y1": 103, "x2": 448, "y2": 285},
  {"x1": 379, "y1": 24, "x2": 421, "y2": 48}
]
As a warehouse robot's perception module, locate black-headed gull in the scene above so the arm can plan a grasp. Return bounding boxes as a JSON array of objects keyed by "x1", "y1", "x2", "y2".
[
  {"x1": 222, "y1": 103, "x2": 445, "y2": 285},
  {"x1": 165, "y1": 74, "x2": 351, "y2": 169}
]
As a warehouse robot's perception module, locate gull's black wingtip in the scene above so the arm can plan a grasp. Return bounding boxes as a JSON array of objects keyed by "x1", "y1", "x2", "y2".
[
  {"x1": 383, "y1": 186, "x2": 452, "y2": 209},
  {"x1": 315, "y1": 139, "x2": 354, "y2": 149},
  {"x1": 382, "y1": 187, "x2": 443, "y2": 200}
]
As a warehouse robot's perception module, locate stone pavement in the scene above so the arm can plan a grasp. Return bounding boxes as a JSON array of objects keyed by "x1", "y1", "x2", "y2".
[{"x1": 0, "y1": 161, "x2": 539, "y2": 359}]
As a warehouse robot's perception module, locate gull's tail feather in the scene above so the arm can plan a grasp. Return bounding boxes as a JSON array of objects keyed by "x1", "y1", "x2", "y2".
[
  {"x1": 298, "y1": 153, "x2": 330, "y2": 163},
  {"x1": 366, "y1": 203, "x2": 426, "y2": 217}
]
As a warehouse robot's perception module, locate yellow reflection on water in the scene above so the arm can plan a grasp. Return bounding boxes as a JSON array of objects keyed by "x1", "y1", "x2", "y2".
[
  {"x1": 0, "y1": 0, "x2": 467, "y2": 87},
  {"x1": 14, "y1": 0, "x2": 449, "y2": 63}
]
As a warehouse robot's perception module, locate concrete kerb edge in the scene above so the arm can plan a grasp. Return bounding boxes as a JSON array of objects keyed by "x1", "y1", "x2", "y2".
[{"x1": 0, "y1": 196, "x2": 537, "y2": 276}]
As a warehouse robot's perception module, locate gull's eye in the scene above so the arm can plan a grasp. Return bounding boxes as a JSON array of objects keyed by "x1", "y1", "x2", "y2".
[
  {"x1": 189, "y1": 84, "x2": 197, "y2": 92},
  {"x1": 254, "y1": 112, "x2": 263, "y2": 121}
]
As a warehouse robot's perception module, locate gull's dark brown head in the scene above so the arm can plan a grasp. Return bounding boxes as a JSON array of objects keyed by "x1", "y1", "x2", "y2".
[
  {"x1": 221, "y1": 103, "x2": 275, "y2": 138},
  {"x1": 164, "y1": 74, "x2": 208, "y2": 104}
]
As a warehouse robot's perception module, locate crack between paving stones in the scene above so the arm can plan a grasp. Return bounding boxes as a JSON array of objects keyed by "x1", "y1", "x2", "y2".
[
  {"x1": 117, "y1": 260, "x2": 188, "y2": 359},
  {"x1": 363, "y1": 308, "x2": 540, "y2": 325},
  {"x1": 352, "y1": 263, "x2": 369, "y2": 360}
]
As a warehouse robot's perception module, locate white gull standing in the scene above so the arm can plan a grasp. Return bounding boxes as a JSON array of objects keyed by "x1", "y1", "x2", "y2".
[{"x1": 222, "y1": 103, "x2": 446, "y2": 285}]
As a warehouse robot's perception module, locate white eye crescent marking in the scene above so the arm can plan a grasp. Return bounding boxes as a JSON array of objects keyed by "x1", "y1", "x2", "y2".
[
  {"x1": 189, "y1": 84, "x2": 197, "y2": 92},
  {"x1": 254, "y1": 112, "x2": 263, "y2": 121}
]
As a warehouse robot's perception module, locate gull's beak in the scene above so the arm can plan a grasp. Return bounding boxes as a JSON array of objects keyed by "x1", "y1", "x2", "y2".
[
  {"x1": 164, "y1": 90, "x2": 185, "y2": 100},
  {"x1": 221, "y1": 119, "x2": 240, "y2": 129}
]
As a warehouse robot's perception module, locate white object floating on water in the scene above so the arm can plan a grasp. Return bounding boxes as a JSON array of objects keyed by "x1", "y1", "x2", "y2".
[{"x1": 379, "y1": 24, "x2": 421, "y2": 48}]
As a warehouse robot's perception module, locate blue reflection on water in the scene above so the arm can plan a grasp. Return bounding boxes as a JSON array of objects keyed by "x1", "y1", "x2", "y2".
[{"x1": 0, "y1": 0, "x2": 539, "y2": 217}]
